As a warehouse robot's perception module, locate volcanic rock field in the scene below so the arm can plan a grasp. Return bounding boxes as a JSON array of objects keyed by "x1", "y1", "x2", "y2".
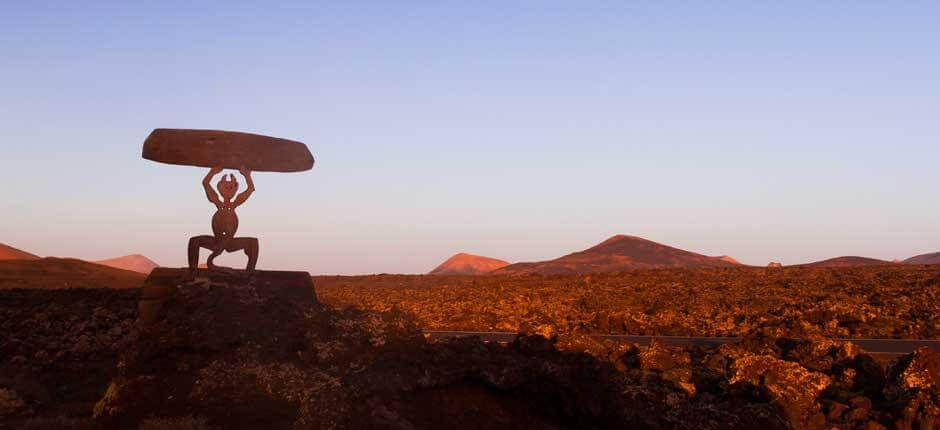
[{"x1": 0, "y1": 264, "x2": 936, "y2": 428}]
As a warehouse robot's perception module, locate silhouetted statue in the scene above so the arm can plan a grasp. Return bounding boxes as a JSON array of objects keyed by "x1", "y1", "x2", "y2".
[
  {"x1": 141, "y1": 128, "x2": 314, "y2": 275},
  {"x1": 187, "y1": 166, "x2": 259, "y2": 273}
]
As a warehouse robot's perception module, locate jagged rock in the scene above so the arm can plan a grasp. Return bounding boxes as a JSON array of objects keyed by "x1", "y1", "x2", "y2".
[
  {"x1": 891, "y1": 347, "x2": 940, "y2": 391},
  {"x1": 729, "y1": 354, "x2": 830, "y2": 430},
  {"x1": 881, "y1": 347, "x2": 940, "y2": 430},
  {"x1": 639, "y1": 339, "x2": 695, "y2": 395},
  {"x1": 640, "y1": 339, "x2": 692, "y2": 372},
  {"x1": 832, "y1": 353, "x2": 886, "y2": 398},
  {"x1": 554, "y1": 332, "x2": 631, "y2": 363}
]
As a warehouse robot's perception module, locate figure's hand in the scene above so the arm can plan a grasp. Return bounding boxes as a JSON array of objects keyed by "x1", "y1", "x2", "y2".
[
  {"x1": 233, "y1": 165, "x2": 255, "y2": 206},
  {"x1": 203, "y1": 166, "x2": 223, "y2": 204}
]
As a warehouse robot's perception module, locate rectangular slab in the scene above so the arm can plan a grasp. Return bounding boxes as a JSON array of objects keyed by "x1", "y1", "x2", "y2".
[
  {"x1": 138, "y1": 268, "x2": 316, "y2": 325},
  {"x1": 142, "y1": 128, "x2": 314, "y2": 173}
]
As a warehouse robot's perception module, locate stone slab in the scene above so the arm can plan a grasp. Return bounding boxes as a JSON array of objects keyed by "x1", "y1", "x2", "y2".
[
  {"x1": 138, "y1": 268, "x2": 315, "y2": 325},
  {"x1": 142, "y1": 128, "x2": 315, "y2": 173}
]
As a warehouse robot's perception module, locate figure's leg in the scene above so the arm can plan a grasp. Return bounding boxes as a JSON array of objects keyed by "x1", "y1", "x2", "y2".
[
  {"x1": 206, "y1": 245, "x2": 225, "y2": 271},
  {"x1": 225, "y1": 237, "x2": 260, "y2": 271},
  {"x1": 188, "y1": 235, "x2": 216, "y2": 274},
  {"x1": 245, "y1": 238, "x2": 259, "y2": 271}
]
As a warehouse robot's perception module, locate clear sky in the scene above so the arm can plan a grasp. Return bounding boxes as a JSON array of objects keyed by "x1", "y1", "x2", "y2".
[{"x1": 2, "y1": 1, "x2": 938, "y2": 274}]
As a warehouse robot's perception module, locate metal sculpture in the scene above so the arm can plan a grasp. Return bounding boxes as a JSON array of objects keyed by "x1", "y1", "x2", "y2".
[
  {"x1": 142, "y1": 128, "x2": 314, "y2": 273},
  {"x1": 187, "y1": 166, "x2": 259, "y2": 272}
]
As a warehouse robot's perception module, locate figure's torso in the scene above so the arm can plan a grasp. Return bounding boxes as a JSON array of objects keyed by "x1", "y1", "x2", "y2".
[{"x1": 211, "y1": 204, "x2": 239, "y2": 238}]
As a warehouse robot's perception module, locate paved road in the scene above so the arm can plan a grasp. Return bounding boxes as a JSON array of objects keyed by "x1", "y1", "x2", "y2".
[{"x1": 425, "y1": 331, "x2": 940, "y2": 355}]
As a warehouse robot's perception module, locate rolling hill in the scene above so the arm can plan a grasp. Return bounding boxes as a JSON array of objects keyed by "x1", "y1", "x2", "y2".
[
  {"x1": 491, "y1": 235, "x2": 741, "y2": 275},
  {"x1": 429, "y1": 253, "x2": 509, "y2": 275},
  {"x1": 94, "y1": 254, "x2": 159, "y2": 274},
  {"x1": 0, "y1": 242, "x2": 40, "y2": 260},
  {"x1": 798, "y1": 256, "x2": 893, "y2": 268},
  {"x1": 902, "y1": 252, "x2": 940, "y2": 265},
  {"x1": 0, "y1": 257, "x2": 147, "y2": 289}
]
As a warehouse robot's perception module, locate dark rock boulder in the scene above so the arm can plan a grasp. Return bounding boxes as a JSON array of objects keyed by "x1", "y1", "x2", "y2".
[{"x1": 881, "y1": 347, "x2": 940, "y2": 430}]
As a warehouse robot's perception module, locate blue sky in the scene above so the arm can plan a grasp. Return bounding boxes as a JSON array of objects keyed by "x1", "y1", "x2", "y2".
[{"x1": 2, "y1": 1, "x2": 938, "y2": 273}]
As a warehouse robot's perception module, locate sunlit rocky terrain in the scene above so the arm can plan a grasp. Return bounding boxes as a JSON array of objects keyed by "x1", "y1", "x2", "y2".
[
  {"x1": 0, "y1": 249, "x2": 937, "y2": 429},
  {"x1": 317, "y1": 265, "x2": 940, "y2": 339},
  {"x1": 2, "y1": 270, "x2": 938, "y2": 429}
]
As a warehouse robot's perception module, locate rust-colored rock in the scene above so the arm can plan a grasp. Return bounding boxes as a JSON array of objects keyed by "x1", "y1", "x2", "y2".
[
  {"x1": 891, "y1": 347, "x2": 940, "y2": 391},
  {"x1": 639, "y1": 338, "x2": 695, "y2": 394},
  {"x1": 142, "y1": 128, "x2": 314, "y2": 173},
  {"x1": 729, "y1": 354, "x2": 830, "y2": 430},
  {"x1": 883, "y1": 346, "x2": 940, "y2": 428}
]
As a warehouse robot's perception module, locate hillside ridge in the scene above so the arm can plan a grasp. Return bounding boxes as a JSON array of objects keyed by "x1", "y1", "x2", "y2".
[
  {"x1": 0, "y1": 242, "x2": 40, "y2": 260},
  {"x1": 429, "y1": 252, "x2": 509, "y2": 275},
  {"x1": 493, "y1": 234, "x2": 740, "y2": 275}
]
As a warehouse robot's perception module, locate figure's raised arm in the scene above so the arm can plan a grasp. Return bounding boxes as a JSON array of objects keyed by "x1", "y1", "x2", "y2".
[
  {"x1": 233, "y1": 166, "x2": 255, "y2": 207},
  {"x1": 203, "y1": 166, "x2": 223, "y2": 206}
]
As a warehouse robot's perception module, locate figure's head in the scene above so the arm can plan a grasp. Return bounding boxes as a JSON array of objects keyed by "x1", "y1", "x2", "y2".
[{"x1": 217, "y1": 174, "x2": 238, "y2": 200}]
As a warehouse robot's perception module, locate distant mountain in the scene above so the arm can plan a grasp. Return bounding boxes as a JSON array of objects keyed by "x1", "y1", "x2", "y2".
[
  {"x1": 0, "y1": 242, "x2": 40, "y2": 260},
  {"x1": 0, "y1": 257, "x2": 147, "y2": 289},
  {"x1": 492, "y1": 235, "x2": 741, "y2": 275},
  {"x1": 94, "y1": 254, "x2": 159, "y2": 274},
  {"x1": 429, "y1": 253, "x2": 509, "y2": 275},
  {"x1": 799, "y1": 256, "x2": 893, "y2": 268},
  {"x1": 902, "y1": 252, "x2": 940, "y2": 265}
]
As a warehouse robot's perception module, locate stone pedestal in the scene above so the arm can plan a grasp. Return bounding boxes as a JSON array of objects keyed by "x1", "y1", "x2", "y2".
[{"x1": 138, "y1": 268, "x2": 315, "y2": 325}]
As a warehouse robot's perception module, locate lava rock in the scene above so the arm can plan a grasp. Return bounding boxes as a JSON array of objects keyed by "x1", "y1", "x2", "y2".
[{"x1": 729, "y1": 354, "x2": 830, "y2": 430}]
